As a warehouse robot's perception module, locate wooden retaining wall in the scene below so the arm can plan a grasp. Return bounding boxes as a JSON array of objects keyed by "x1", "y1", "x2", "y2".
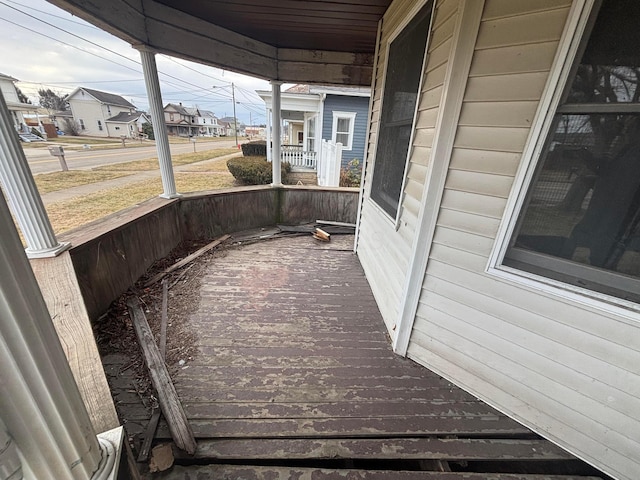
[{"x1": 60, "y1": 187, "x2": 359, "y2": 320}]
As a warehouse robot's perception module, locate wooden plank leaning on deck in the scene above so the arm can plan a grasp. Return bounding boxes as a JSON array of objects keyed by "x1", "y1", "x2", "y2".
[{"x1": 127, "y1": 297, "x2": 197, "y2": 454}]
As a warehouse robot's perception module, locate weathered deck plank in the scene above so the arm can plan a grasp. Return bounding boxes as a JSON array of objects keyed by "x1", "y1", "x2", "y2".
[
  {"x1": 106, "y1": 234, "x2": 603, "y2": 478},
  {"x1": 154, "y1": 465, "x2": 602, "y2": 480},
  {"x1": 171, "y1": 438, "x2": 574, "y2": 461},
  {"x1": 166, "y1": 235, "x2": 532, "y2": 440}
]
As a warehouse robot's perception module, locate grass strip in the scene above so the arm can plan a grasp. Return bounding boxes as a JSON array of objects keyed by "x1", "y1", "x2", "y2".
[
  {"x1": 93, "y1": 148, "x2": 239, "y2": 172},
  {"x1": 46, "y1": 173, "x2": 236, "y2": 234},
  {"x1": 34, "y1": 171, "x2": 133, "y2": 194}
]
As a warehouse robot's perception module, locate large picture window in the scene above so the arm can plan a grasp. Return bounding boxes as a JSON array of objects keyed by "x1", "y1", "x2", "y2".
[
  {"x1": 504, "y1": 0, "x2": 640, "y2": 303},
  {"x1": 370, "y1": 1, "x2": 433, "y2": 218}
]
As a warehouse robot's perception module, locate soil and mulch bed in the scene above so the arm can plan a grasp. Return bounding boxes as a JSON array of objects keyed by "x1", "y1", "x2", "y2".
[{"x1": 94, "y1": 236, "x2": 229, "y2": 454}]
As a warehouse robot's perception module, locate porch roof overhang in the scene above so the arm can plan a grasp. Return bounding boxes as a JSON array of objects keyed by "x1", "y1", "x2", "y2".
[{"x1": 46, "y1": 0, "x2": 392, "y2": 86}]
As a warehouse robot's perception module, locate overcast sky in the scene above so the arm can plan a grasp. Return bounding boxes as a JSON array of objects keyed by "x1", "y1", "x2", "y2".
[{"x1": 0, "y1": 0, "x2": 273, "y2": 124}]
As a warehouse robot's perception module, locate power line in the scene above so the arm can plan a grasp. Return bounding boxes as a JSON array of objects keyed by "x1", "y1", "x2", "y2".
[
  {"x1": 11, "y1": 0, "x2": 101, "y2": 29},
  {"x1": 0, "y1": 17, "x2": 142, "y2": 73},
  {"x1": 0, "y1": 4, "x2": 240, "y2": 101}
]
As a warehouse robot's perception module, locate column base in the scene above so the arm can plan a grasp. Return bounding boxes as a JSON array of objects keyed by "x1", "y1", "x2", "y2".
[
  {"x1": 25, "y1": 242, "x2": 71, "y2": 259},
  {"x1": 159, "y1": 192, "x2": 183, "y2": 199},
  {"x1": 92, "y1": 426, "x2": 124, "y2": 480}
]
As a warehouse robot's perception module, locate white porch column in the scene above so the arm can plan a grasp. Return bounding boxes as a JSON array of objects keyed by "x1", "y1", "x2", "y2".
[
  {"x1": 0, "y1": 94, "x2": 69, "y2": 258},
  {"x1": 0, "y1": 191, "x2": 118, "y2": 479},
  {"x1": 266, "y1": 107, "x2": 272, "y2": 163},
  {"x1": 137, "y1": 46, "x2": 179, "y2": 199},
  {"x1": 270, "y1": 81, "x2": 283, "y2": 186}
]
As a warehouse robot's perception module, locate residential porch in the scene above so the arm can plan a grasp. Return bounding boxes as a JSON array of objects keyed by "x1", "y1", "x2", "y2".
[{"x1": 100, "y1": 230, "x2": 604, "y2": 479}]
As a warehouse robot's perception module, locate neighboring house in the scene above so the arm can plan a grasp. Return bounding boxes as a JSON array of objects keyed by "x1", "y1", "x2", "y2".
[
  {"x1": 197, "y1": 110, "x2": 221, "y2": 136},
  {"x1": 164, "y1": 103, "x2": 198, "y2": 136},
  {"x1": 50, "y1": 109, "x2": 73, "y2": 131},
  {"x1": 66, "y1": 87, "x2": 137, "y2": 137},
  {"x1": 104, "y1": 111, "x2": 150, "y2": 138},
  {"x1": 257, "y1": 84, "x2": 370, "y2": 171},
  {"x1": 0, "y1": 72, "x2": 38, "y2": 136},
  {"x1": 219, "y1": 116, "x2": 245, "y2": 137},
  {"x1": 217, "y1": 120, "x2": 231, "y2": 137}
]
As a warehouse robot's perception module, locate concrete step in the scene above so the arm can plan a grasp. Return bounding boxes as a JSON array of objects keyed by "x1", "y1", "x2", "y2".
[{"x1": 287, "y1": 170, "x2": 318, "y2": 185}]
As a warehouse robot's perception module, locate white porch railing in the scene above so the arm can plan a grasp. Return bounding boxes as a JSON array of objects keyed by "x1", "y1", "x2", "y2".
[
  {"x1": 317, "y1": 139, "x2": 343, "y2": 187},
  {"x1": 281, "y1": 144, "x2": 317, "y2": 168}
]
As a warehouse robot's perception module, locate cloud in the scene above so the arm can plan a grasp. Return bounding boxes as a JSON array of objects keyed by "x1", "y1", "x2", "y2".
[{"x1": 0, "y1": 0, "x2": 271, "y2": 123}]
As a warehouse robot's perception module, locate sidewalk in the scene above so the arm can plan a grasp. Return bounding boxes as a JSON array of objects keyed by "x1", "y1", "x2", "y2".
[{"x1": 40, "y1": 151, "x2": 242, "y2": 205}]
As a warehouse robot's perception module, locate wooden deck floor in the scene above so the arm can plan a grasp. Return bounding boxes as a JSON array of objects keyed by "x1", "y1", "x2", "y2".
[{"x1": 104, "y1": 234, "x2": 605, "y2": 479}]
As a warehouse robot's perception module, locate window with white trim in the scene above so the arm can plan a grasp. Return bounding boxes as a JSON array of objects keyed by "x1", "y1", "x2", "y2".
[
  {"x1": 97, "y1": 120, "x2": 103, "y2": 131},
  {"x1": 331, "y1": 111, "x2": 356, "y2": 150},
  {"x1": 503, "y1": 0, "x2": 640, "y2": 304},
  {"x1": 306, "y1": 115, "x2": 316, "y2": 152},
  {"x1": 370, "y1": 1, "x2": 433, "y2": 219},
  {"x1": 79, "y1": 119, "x2": 85, "y2": 130}
]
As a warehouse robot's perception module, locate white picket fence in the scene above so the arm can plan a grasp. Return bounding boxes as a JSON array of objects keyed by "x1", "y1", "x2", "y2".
[
  {"x1": 317, "y1": 140, "x2": 343, "y2": 187},
  {"x1": 281, "y1": 145, "x2": 317, "y2": 168}
]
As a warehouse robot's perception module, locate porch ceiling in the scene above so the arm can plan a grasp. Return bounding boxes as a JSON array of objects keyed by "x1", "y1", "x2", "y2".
[{"x1": 46, "y1": 0, "x2": 391, "y2": 86}]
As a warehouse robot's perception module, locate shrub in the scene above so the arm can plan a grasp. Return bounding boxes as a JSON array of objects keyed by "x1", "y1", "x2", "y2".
[
  {"x1": 339, "y1": 158, "x2": 362, "y2": 187},
  {"x1": 227, "y1": 156, "x2": 291, "y2": 185},
  {"x1": 241, "y1": 140, "x2": 267, "y2": 157},
  {"x1": 142, "y1": 122, "x2": 154, "y2": 140}
]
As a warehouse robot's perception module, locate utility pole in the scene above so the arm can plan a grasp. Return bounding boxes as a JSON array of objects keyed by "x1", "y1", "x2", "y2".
[{"x1": 231, "y1": 82, "x2": 239, "y2": 149}]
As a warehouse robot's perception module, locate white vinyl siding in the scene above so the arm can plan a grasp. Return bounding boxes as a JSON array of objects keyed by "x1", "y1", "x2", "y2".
[
  {"x1": 406, "y1": 2, "x2": 640, "y2": 479},
  {"x1": 358, "y1": 0, "x2": 456, "y2": 336}
]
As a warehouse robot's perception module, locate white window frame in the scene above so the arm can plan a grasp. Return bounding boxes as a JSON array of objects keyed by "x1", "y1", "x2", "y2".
[
  {"x1": 487, "y1": 0, "x2": 640, "y2": 317},
  {"x1": 79, "y1": 118, "x2": 85, "y2": 130},
  {"x1": 331, "y1": 111, "x2": 356, "y2": 150},
  {"x1": 97, "y1": 120, "x2": 103, "y2": 131},
  {"x1": 365, "y1": 0, "x2": 435, "y2": 227}
]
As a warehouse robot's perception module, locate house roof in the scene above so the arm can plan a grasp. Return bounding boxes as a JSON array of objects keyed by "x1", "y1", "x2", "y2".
[
  {"x1": 200, "y1": 110, "x2": 217, "y2": 118},
  {"x1": 164, "y1": 103, "x2": 190, "y2": 115},
  {"x1": 46, "y1": 1, "x2": 386, "y2": 85},
  {"x1": 184, "y1": 107, "x2": 200, "y2": 116},
  {"x1": 0, "y1": 72, "x2": 18, "y2": 82},
  {"x1": 153, "y1": 0, "x2": 389, "y2": 53},
  {"x1": 68, "y1": 87, "x2": 136, "y2": 108},
  {"x1": 105, "y1": 111, "x2": 148, "y2": 123}
]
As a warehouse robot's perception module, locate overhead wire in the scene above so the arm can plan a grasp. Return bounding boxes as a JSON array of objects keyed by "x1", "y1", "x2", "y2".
[{"x1": 0, "y1": 0, "x2": 268, "y2": 121}]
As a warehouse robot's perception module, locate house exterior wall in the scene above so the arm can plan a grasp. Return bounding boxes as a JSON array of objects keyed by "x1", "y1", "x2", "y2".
[
  {"x1": 359, "y1": 1, "x2": 640, "y2": 479},
  {"x1": 0, "y1": 77, "x2": 19, "y2": 103},
  {"x1": 358, "y1": 0, "x2": 457, "y2": 334},
  {"x1": 68, "y1": 94, "x2": 131, "y2": 137},
  {"x1": 321, "y1": 94, "x2": 369, "y2": 167}
]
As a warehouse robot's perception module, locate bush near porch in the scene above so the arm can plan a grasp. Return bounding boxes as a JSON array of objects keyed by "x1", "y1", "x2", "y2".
[
  {"x1": 240, "y1": 140, "x2": 267, "y2": 156},
  {"x1": 227, "y1": 156, "x2": 291, "y2": 185}
]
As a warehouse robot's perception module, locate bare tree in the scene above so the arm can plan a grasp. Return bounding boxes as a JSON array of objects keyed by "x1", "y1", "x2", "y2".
[{"x1": 62, "y1": 118, "x2": 82, "y2": 136}]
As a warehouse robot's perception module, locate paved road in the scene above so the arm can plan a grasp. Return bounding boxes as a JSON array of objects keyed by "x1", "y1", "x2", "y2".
[{"x1": 23, "y1": 139, "x2": 240, "y2": 174}]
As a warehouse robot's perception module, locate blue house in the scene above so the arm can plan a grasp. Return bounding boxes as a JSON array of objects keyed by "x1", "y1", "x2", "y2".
[{"x1": 257, "y1": 84, "x2": 370, "y2": 183}]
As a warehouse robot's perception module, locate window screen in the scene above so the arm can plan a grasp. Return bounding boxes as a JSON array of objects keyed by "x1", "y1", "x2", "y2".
[
  {"x1": 504, "y1": 0, "x2": 640, "y2": 303},
  {"x1": 370, "y1": 1, "x2": 433, "y2": 218}
]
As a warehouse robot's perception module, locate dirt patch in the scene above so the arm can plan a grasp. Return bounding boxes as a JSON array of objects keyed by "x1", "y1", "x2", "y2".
[{"x1": 95, "y1": 237, "x2": 231, "y2": 450}]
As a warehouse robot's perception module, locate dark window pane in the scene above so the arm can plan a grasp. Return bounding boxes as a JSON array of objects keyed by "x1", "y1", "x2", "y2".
[
  {"x1": 566, "y1": 0, "x2": 640, "y2": 104},
  {"x1": 505, "y1": 114, "x2": 640, "y2": 301},
  {"x1": 505, "y1": 0, "x2": 640, "y2": 303},
  {"x1": 370, "y1": 1, "x2": 433, "y2": 218}
]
